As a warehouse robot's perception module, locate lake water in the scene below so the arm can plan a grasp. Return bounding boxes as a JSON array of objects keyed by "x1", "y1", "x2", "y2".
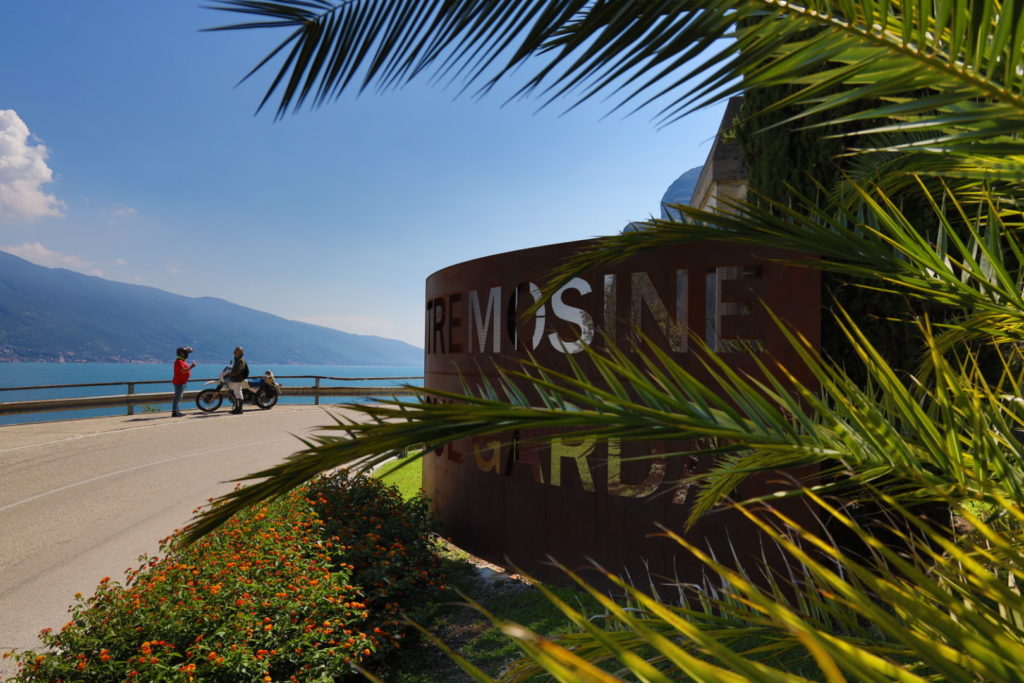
[{"x1": 0, "y1": 362, "x2": 424, "y2": 426}]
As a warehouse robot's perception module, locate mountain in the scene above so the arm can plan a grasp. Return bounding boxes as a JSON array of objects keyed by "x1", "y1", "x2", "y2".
[
  {"x1": 660, "y1": 165, "x2": 703, "y2": 219},
  {"x1": 0, "y1": 250, "x2": 422, "y2": 365}
]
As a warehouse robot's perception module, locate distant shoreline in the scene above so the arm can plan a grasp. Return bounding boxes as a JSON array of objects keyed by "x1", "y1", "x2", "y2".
[{"x1": 0, "y1": 362, "x2": 425, "y2": 426}]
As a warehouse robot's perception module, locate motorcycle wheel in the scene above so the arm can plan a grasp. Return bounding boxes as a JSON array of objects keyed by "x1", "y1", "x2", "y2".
[
  {"x1": 196, "y1": 389, "x2": 223, "y2": 412},
  {"x1": 255, "y1": 387, "x2": 279, "y2": 409}
]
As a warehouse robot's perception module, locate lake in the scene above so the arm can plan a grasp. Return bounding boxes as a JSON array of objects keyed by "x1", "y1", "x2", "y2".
[{"x1": 0, "y1": 362, "x2": 424, "y2": 426}]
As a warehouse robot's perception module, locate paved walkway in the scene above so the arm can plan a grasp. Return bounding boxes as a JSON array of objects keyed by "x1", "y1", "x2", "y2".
[{"x1": 0, "y1": 404, "x2": 362, "y2": 678}]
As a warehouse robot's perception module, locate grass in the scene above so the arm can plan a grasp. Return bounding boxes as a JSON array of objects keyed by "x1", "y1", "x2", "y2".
[
  {"x1": 370, "y1": 453, "x2": 604, "y2": 681},
  {"x1": 369, "y1": 454, "x2": 816, "y2": 679},
  {"x1": 369, "y1": 542, "x2": 604, "y2": 682},
  {"x1": 373, "y1": 450, "x2": 424, "y2": 500}
]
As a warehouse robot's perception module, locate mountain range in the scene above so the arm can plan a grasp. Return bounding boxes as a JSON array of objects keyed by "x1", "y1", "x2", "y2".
[{"x1": 0, "y1": 250, "x2": 422, "y2": 365}]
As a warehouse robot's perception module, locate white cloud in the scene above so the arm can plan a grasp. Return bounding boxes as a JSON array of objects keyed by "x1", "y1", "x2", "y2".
[
  {"x1": 2, "y1": 242, "x2": 91, "y2": 270},
  {"x1": 112, "y1": 205, "x2": 136, "y2": 217},
  {"x1": 116, "y1": 258, "x2": 127, "y2": 265},
  {"x1": 0, "y1": 110, "x2": 64, "y2": 223}
]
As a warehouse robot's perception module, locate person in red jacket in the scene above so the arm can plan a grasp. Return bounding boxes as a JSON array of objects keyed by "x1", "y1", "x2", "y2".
[{"x1": 171, "y1": 346, "x2": 196, "y2": 417}]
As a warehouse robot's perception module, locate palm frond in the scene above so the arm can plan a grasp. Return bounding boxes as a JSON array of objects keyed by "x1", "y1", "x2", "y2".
[
  {"x1": 541, "y1": 180, "x2": 1024, "y2": 350},
  {"x1": 195, "y1": 2, "x2": 1024, "y2": 680},
  {"x1": 472, "y1": 487, "x2": 1024, "y2": 680},
  {"x1": 205, "y1": 0, "x2": 584, "y2": 117},
  {"x1": 209, "y1": 1, "x2": 1024, "y2": 171},
  {"x1": 187, "y1": 305, "x2": 1024, "y2": 543}
]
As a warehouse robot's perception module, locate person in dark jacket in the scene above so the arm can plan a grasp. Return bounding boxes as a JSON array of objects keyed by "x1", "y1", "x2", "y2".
[
  {"x1": 171, "y1": 346, "x2": 196, "y2": 417},
  {"x1": 226, "y1": 346, "x2": 249, "y2": 414}
]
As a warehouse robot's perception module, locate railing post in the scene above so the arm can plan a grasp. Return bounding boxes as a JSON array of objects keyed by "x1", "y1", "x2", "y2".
[
  {"x1": 127, "y1": 382, "x2": 135, "y2": 416},
  {"x1": 314, "y1": 377, "x2": 321, "y2": 406}
]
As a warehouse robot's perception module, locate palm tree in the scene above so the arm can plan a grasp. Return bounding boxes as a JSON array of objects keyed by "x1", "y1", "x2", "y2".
[{"x1": 196, "y1": 1, "x2": 1024, "y2": 679}]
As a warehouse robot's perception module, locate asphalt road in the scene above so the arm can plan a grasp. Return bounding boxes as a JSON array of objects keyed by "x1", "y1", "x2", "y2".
[{"x1": 0, "y1": 404, "x2": 362, "y2": 678}]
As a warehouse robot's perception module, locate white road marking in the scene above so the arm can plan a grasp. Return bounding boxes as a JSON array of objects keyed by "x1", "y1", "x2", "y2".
[
  {"x1": 0, "y1": 421, "x2": 186, "y2": 454},
  {"x1": 0, "y1": 406, "x2": 321, "y2": 454},
  {"x1": 0, "y1": 437, "x2": 296, "y2": 513}
]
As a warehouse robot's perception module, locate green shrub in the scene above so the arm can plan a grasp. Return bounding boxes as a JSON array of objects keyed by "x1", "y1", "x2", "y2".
[
  {"x1": 308, "y1": 468, "x2": 447, "y2": 627},
  {"x1": 6, "y1": 474, "x2": 448, "y2": 682},
  {"x1": 7, "y1": 490, "x2": 379, "y2": 681}
]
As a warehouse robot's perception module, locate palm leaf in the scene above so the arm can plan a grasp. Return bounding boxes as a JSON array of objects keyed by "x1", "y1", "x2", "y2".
[
  {"x1": 194, "y1": 2, "x2": 1024, "y2": 680},
  {"x1": 186, "y1": 304, "x2": 1024, "y2": 543},
  {"x1": 208, "y1": 1, "x2": 1024, "y2": 176}
]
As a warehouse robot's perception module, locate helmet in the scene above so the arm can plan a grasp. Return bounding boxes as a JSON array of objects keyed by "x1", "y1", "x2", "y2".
[{"x1": 176, "y1": 346, "x2": 193, "y2": 358}]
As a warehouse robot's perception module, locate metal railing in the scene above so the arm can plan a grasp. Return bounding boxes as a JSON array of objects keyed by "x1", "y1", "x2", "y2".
[{"x1": 0, "y1": 375, "x2": 423, "y2": 417}]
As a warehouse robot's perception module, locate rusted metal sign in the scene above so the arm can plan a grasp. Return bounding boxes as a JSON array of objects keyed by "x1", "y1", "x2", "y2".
[{"x1": 424, "y1": 239, "x2": 819, "y2": 587}]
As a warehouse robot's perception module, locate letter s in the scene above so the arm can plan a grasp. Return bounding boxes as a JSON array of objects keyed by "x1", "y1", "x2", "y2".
[{"x1": 548, "y1": 277, "x2": 594, "y2": 354}]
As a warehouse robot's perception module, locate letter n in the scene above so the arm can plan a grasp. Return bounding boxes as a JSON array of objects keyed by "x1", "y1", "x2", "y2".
[{"x1": 631, "y1": 271, "x2": 687, "y2": 352}]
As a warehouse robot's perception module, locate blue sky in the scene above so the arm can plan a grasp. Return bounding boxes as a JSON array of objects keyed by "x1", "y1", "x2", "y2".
[{"x1": 0, "y1": 2, "x2": 726, "y2": 348}]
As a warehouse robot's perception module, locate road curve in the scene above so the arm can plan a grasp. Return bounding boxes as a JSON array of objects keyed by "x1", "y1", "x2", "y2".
[{"x1": 0, "y1": 404, "x2": 362, "y2": 677}]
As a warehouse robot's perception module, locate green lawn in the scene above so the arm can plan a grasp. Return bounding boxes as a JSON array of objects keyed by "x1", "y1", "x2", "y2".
[
  {"x1": 373, "y1": 451, "x2": 424, "y2": 500},
  {"x1": 371, "y1": 453, "x2": 604, "y2": 680}
]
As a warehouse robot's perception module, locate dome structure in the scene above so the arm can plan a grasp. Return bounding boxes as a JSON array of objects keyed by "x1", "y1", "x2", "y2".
[{"x1": 660, "y1": 165, "x2": 703, "y2": 220}]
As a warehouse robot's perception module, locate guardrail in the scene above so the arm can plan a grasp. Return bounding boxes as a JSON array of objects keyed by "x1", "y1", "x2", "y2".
[{"x1": 0, "y1": 375, "x2": 423, "y2": 417}]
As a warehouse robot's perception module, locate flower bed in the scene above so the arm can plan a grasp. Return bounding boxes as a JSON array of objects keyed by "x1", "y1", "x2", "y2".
[
  {"x1": 309, "y1": 468, "x2": 446, "y2": 619},
  {"x1": 6, "y1": 472, "x2": 446, "y2": 682}
]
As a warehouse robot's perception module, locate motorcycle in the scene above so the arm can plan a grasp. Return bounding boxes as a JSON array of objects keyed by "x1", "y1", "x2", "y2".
[{"x1": 195, "y1": 368, "x2": 281, "y2": 412}]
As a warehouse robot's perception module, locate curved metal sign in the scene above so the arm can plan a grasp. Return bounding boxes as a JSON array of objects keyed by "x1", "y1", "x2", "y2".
[{"x1": 424, "y1": 239, "x2": 819, "y2": 585}]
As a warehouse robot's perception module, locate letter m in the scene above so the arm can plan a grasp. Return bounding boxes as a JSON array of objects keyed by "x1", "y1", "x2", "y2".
[{"x1": 468, "y1": 287, "x2": 501, "y2": 353}]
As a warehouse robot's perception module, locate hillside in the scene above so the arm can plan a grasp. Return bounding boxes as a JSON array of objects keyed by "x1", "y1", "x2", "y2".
[{"x1": 0, "y1": 250, "x2": 422, "y2": 365}]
